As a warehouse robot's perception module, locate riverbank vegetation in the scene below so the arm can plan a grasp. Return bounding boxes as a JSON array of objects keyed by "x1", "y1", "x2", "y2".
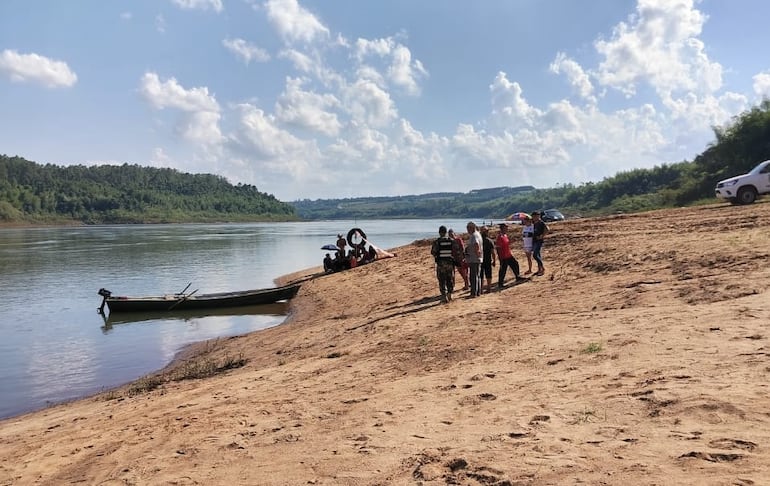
[
  {"x1": 3, "y1": 101, "x2": 770, "y2": 224},
  {"x1": 0, "y1": 157, "x2": 297, "y2": 224}
]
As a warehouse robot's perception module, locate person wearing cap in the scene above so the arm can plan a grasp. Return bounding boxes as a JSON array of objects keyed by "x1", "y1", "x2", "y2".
[
  {"x1": 495, "y1": 222, "x2": 527, "y2": 289},
  {"x1": 431, "y1": 225, "x2": 455, "y2": 303},
  {"x1": 465, "y1": 221, "x2": 483, "y2": 297}
]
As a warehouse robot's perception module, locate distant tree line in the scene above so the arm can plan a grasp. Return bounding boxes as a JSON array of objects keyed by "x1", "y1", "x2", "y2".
[
  {"x1": 292, "y1": 100, "x2": 770, "y2": 220},
  {"x1": 3, "y1": 100, "x2": 770, "y2": 224},
  {"x1": 0, "y1": 157, "x2": 297, "y2": 224}
]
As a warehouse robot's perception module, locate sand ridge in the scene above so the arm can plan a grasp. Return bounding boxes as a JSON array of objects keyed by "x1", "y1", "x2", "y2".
[{"x1": 1, "y1": 202, "x2": 769, "y2": 485}]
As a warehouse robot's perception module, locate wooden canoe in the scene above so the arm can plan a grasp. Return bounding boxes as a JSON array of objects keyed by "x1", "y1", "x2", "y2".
[{"x1": 99, "y1": 283, "x2": 301, "y2": 313}]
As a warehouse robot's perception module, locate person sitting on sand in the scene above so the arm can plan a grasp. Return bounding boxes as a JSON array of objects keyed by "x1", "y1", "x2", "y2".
[
  {"x1": 323, "y1": 253, "x2": 334, "y2": 273},
  {"x1": 334, "y1": 251, "x2": 348, "y2": 271}
]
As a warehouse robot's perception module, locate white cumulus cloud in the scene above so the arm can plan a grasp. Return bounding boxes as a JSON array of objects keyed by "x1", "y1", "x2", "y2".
[
  {"x1": 170, "y1": 0, "x2": 223, "y2": 13},
  {"x1": 354, "y1": 37, "x2": 427, "y2": 95},
  {"x1": 391, "y1": 119, "x2": 448, "y2": 180},
  {"x1": 388, "y1": 44, "x2": 427, "y2": 96},
  {"x1": 139, "y1": 72, "x2": 219, "y2": 112},
  {"x1": 341, "y1": 78, "x2": 398, "y2": 128},
  {"x1": 139, "y1": 72, "x2": 222, "y2": 145},
  {"x1": 231, "y1": 103, "x2": 311, "y2": 161},
  {"x1": 550, "y1": 52, "x2": 595, "y2": 102},
  {"x1": 275, "y1": 77, "x2": 341, "y2": 136},
  {"x1": 265, "y1": 0, "x2": 329, "y2": 44},
  {"x1": 222, "y1": 38, "x2": 270, "y2": 64},
  {"x1": 753, "y1": 71, "x2": 770, "y2": 99},
  {"x1": 278, "y1": 49, "x2": 342, "y2": 86},
  {"x1": 593, "y1": 0, "x2": 721, "y2": 98},
  {"x1": 0, "y1": 50, "x2": 77, "y2": 88},
  {"x1": 489, "y1": 71, "x2": 542, "y2": 130}
]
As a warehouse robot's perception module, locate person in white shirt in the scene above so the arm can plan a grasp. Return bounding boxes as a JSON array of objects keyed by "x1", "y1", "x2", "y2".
[
  {"x1": 465, "y1": 221, "x2": 483, "y2": 297},
  {"x1": 521, "y1": 216, "x2": 534, "y2": 274}
]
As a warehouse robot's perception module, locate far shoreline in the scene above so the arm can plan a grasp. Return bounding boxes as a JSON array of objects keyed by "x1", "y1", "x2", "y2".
[{"x1": 0, "y1": 219, "x2": 301, "y2": 229}]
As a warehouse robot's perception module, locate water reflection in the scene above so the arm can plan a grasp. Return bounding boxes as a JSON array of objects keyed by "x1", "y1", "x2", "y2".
[{"x1": 101, "y1": 302, "x2": 290, "y2": 329}]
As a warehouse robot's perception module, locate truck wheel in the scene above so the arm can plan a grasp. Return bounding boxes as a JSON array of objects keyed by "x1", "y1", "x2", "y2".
[{"x1": 737, "y1": 187, "x2": 757, "y2": 204}]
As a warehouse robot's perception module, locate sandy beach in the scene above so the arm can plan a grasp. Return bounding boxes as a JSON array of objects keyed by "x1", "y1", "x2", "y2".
[{"x1": 1, "y1": 201, "x2": 769, "y2": 485}]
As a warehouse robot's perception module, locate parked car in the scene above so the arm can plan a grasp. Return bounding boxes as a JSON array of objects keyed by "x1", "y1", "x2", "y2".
[
  {"x1": 541, "y1": 209, "x2": 565, "y2": 222},
  {"x1": 715, "y1": 160, "x2": 770, "y2": 204}
]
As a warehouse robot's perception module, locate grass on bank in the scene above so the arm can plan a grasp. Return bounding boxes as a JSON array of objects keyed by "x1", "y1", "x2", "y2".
[
  {"x1": 581, "y1": 342, "x2": 603, "y2": 354},
  {"x1": 103, "y1": 340, "x2": 248, "y2": 399}
]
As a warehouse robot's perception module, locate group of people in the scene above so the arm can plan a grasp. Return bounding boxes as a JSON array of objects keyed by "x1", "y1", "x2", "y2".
[
  {"x1": 430, "y1": 211, "x2": 549, "y2": 303},
  {"x1": 323, "y1": 233, "x2": 378, "y2": 273}
]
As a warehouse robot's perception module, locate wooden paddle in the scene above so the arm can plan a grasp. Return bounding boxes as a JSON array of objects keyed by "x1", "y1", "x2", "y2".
[{"x1": 168, "y1": 289, "x2": 198, "y2": 311}]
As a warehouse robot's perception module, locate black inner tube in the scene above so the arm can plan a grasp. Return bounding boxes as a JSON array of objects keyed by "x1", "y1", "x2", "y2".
[{"x1": 347, "y1": 228, "x2": 367, "y2": 249}]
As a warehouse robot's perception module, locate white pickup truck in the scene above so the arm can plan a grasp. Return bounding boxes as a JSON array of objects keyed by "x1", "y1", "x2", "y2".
[{"x1": 714, "y1": 159, "x2": 770, "y2": 204}]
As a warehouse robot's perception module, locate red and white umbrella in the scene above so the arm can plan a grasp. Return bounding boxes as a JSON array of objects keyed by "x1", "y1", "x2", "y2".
[{"x1": 506, "y1": 211, "x2": 531, "y2": 221}]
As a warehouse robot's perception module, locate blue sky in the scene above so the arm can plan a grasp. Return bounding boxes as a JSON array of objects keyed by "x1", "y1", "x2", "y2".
[{"x1": 2, "y1": 0, "x2": 770, "y2": 201}]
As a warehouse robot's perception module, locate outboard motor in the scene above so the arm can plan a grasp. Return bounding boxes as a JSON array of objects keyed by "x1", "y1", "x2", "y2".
[{"x1": 98, "y1": 288, "x2": 112, "y2": 314}]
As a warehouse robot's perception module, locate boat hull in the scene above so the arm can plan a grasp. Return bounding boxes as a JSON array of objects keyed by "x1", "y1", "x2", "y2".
[{"x1": 104, "y1": 283, "x2": 300, "y2": 313}]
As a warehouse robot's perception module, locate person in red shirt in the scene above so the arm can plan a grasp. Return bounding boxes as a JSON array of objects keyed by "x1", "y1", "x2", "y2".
[{"x1": 495, "y1": 223, "x2": 527, "y2": 289}]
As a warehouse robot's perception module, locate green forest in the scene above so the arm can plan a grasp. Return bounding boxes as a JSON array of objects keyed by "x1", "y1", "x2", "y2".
[
  {"x1": 3, "y1": 101, "x2": 770, "y2": 224},
  {"x1": 0, "y1": 159, "x2": 296, "y2": 224}
]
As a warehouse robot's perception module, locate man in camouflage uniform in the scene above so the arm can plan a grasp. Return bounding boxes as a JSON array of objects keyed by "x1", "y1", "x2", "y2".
[{"x1": 431, "y1": 225, "x2": 456, "y2": 303}]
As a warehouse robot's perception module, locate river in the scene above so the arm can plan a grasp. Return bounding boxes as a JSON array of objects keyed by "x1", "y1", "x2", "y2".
[{"x1": 0, "y1": 218, "x2": 475, "y2": 419}]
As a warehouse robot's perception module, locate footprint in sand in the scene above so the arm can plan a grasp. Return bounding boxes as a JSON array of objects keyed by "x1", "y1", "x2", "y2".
[
  {"x1": 707, "y1": 438, "x2": 757, "y2": 451},
  {"x1": 458, "y1": 393, "x2": 496, "y2": 405},
  {"x1": 679, "y1": 451, "x2": 743, "y2": 462},
  {"x1": 529, "y1": 415, "x2": 550, "y2": 425}
]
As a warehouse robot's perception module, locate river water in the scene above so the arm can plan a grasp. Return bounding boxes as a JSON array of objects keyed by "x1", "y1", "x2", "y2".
[{"x1": 0, "y1": 219, "x2": 473, "y2": 419}]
